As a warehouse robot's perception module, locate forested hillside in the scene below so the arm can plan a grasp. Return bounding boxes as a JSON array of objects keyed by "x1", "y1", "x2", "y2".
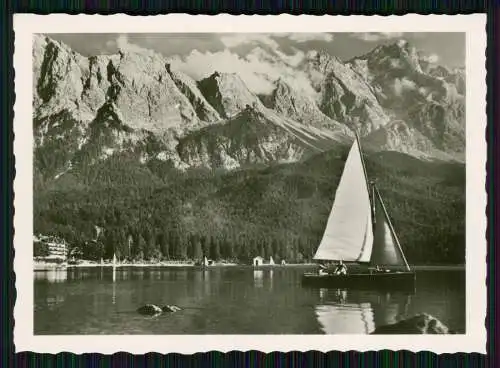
[{"x1": 34, "y1": 146, "x2": 465, "y2": 265}]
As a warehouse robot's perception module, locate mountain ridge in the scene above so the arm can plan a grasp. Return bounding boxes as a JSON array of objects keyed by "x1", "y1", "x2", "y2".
[{"x1": 32, "y1": 34, "x2": 466, "y2": 180}]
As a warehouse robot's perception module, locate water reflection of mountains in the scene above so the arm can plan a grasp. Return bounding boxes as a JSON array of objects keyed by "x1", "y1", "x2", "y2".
[{"x1": 315, "y1": 288, "x2": 413, "y2": 334}]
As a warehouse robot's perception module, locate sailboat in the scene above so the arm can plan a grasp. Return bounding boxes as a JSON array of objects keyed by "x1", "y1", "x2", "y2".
[
  {"x1": 269, "y1": 256, "x2": 275, "y2": 266},
  {"x1": 302, "y1": 132, "x2": 416, "y2": 291}
]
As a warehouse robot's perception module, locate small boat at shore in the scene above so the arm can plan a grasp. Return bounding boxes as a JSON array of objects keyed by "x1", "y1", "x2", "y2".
[{"x1": 302, "y1": 132, "x2": 415, "y2": 292}]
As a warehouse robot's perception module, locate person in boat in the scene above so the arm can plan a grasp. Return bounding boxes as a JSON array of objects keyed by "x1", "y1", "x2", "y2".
[
  {"x1": 334, "y1": 260, "x2": 348, "y2": 275},
  {"x1": 318, "y1": 263, "x2": 329, "y2": 275}
]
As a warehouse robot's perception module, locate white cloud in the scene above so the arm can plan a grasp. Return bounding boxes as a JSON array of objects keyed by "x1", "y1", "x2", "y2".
[
  {"x1": 171, "y1": 49, "x2": 275, "y2": 94},
  {"x1": 352, "y1": 32, "x2": 404, "y2": 42},
  {"x1": 380, "y1": 32, "x2": 404, "y2": 39},
  {"x1": 397, "y1": 39, "x2": 409, "y2": 48},
  {"x1": 275, "y1": 48, "x2": 305, "y2": 67},
  {"x1": 393, "y1": 77, "x2": 417, "y2": 96},
  {"x1": 421, "y1": 53, "x2": 440, "y2": 63},
  {"x1": 219, "y1": 34, "x2": 279, "y2": 49},
  {"x1": 115, "y1": 34, "x2": 154, "y2": 55},
  {"x1": 285, "y1": 33, "x2": 334, "y2": 43},
  {"x1": 389, "y1": 59, "x2": 402, "y2": 68},
  {"x1": 218, "y1": 33, "x2": 334, "y2": 50},
  {"x1": 171, "y1": 48, "x2": 315, "y2": 96}
]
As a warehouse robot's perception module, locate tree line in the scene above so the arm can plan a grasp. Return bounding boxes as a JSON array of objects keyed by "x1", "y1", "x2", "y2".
[{"x1": 34, "y1": 147, "x2": 466, "y2": 265}]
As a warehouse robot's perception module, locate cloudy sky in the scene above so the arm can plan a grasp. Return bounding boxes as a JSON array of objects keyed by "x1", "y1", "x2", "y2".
[
  {"x1": 45, "y1": 32, "x2": 465, "y2": 95},
  {"x1": 48, "y1": 32, "x2": 464, "y2": 66}
]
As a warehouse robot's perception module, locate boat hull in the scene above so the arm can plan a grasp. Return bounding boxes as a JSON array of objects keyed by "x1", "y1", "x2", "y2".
[{"x1": 301, "y1": 271, "x2": 416, "y2": 292}]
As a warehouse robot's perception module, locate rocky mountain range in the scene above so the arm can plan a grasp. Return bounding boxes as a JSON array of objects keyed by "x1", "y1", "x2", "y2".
[{"x1": 32, "y1": 34, "x2": 465, "y2": 180}]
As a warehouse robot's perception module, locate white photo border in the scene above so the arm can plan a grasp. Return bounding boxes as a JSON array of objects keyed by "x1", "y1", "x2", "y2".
[{"x1": 13, "y1": 14, "x2": 487, "y2": 354}]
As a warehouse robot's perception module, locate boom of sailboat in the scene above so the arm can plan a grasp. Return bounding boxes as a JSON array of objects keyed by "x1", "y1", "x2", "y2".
[{"x1": 302, "y1": 132, "x2": 416, "y2": 291}]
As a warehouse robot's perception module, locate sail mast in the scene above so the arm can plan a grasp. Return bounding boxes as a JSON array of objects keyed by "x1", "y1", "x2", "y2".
[
  {"x1": 374, "y1": 186, "x2": 411, "y2": 271},
  {"x1": 354, "y1": 129, "x2": 376, "y2": 226},
  {"x1": 353, "y1": 130, "x2": 370, "y2": 191},
  {"x1": 371, "y1": 182, "x2": 376, "y2": 226}
]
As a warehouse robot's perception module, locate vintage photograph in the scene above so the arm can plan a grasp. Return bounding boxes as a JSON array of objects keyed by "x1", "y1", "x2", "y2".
[{"x1": 14, "y1": 14, "x2": 486, "y2": 353}]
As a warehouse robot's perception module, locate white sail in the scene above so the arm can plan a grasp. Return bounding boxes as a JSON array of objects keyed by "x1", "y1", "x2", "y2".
[
  {"x1": 269, "y1": 256, "x2": 275, "y2": 265},
  {"x1": 370, "y1": 190, "x2": 409, "y2": 268},
  {"x1": 313, "y1": 139, "x2": 374, "y2": 262}
]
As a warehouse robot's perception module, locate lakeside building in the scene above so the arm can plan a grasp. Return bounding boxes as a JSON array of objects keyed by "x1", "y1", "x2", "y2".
[
  {"x1": 34, "y1": 234, "x2": 68, "y2": 261},
  {"x1": 253, "y1": 256, "x2": 264, "y2": 266}
]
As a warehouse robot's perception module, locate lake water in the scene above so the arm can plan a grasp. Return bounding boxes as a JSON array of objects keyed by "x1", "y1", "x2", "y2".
[{"x1": 34, "y1": 267, "x2": 465, "y2": 334}]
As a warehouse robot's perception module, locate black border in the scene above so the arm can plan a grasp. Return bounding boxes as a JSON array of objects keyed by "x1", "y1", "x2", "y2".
[{"x1": 2, "y1": 1, "x2": 495, "y2": 367}]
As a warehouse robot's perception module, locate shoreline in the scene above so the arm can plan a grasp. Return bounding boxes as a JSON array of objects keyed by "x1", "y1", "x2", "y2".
[
  {"x1": 34, "y1": 262, "x2": 312, "y2": 270},
  {"x1": 33, "y1": 261, "x2": 466, "y2": 272}
]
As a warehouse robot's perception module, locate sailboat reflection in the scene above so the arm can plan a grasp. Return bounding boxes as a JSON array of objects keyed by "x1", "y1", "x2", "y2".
[
  {"x1": 203, "y1": 269, "x2": 210, "y2": 295},
  {"x1": 315, "y1": 288, "x2": 412, "y2": 334},
  {"x1": 112, "y1": 266, "x2": 116, "y2": 305}
]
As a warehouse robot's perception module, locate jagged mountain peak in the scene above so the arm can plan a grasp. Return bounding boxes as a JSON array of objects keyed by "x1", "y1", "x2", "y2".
[
  {"x1": 427, "y1": 64, "x2": 452, "y2": 78},
  {"x1": 303, "y1": 49, "x2": 343, "y2": 73},
  {"x1": 176, "y1": 104, "x2": 327, "y2": 170},
  {"x1": 262, "y1": 77, "x2": 346, "y2": 132},
  {"x1": 197, "y1": 71, "x2": 263, "y2": 119},
  {"x1": 359, "y1": 39, "x2": 423, "y2": 74},
  {"x1": 305, "y1": 49, "x2": 336, "y2": 61},
  {"x1": 208, "y1": 70, "x2": 243, "y2": 82},
  {"x1": 371, "y1": 39, "x2": 413, "y2": 54},
  {"x1": 165, "y1": 66, "x2": 221, "y2": 122},
  {"x1": 34, "y1": 33, "x2": 73, "y2": 54},
  {"x1": 32, "y1": 34, "x2": 466, "y2": 178}
]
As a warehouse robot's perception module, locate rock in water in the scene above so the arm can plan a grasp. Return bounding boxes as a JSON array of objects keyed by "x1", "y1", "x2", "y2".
[
  {"x1": 161, "y1": 305, "x2": 181, "y2": 313},
  {"x1": 370, "y1": 313, "x2": 453, "y2": 334},
  {"x1": 137, "y1": 304, "x2": 163, "y2": 316}
]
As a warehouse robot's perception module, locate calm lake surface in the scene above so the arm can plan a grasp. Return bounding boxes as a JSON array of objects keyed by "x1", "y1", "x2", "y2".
[{"x1": 34, "y1": 267, "x2": 465, "y2": 334}]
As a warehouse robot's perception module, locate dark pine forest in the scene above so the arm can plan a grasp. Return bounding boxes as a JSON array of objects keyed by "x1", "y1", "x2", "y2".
[{"x1": 34, "y1": 144, "x2": 465, "y2": 265}]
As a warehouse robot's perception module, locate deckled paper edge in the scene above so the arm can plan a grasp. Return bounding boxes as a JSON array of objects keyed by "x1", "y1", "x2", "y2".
[{"x1": 12, "y1": 14, "x2": 487, "y2": 354}]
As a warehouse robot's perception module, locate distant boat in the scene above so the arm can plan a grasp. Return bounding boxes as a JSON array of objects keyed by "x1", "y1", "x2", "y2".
[
  {"x1": 203, "y1": 256, "x2": 209, "y2": 267},
  {"x1": 302, "y1": 132, "x2": 415, "y2": 291},
  {"x1": 269, "y1": 256, "x2": 275, "y2": 266},
  {"x1": 112, "y1": 253, "x2": 117, "y2": 268}
]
